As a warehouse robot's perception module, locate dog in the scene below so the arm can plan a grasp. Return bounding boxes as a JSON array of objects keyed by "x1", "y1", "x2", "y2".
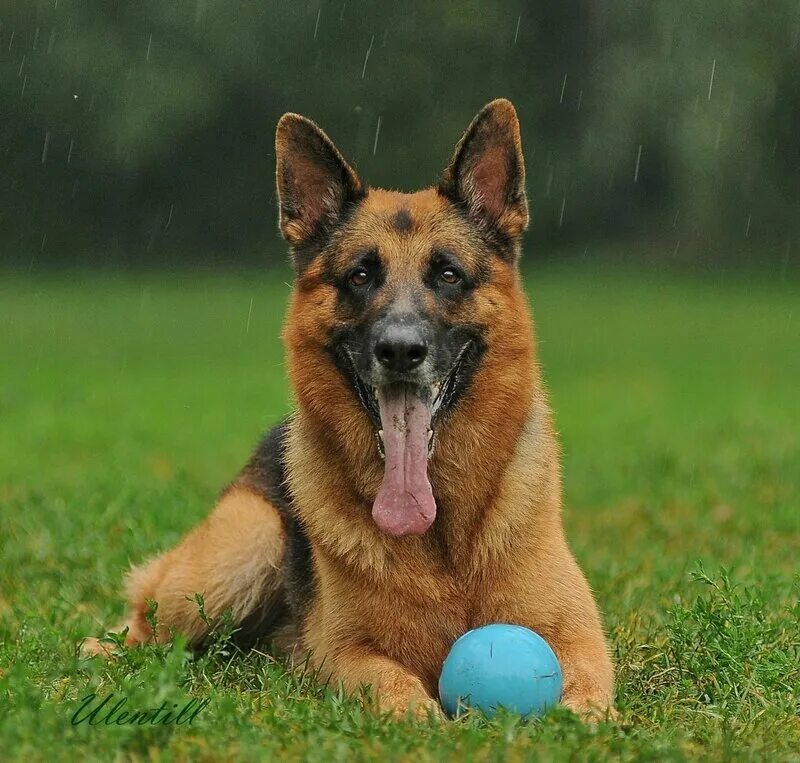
[{"x1": 82, "y1": 99, "x2": 615, "y2": 721}]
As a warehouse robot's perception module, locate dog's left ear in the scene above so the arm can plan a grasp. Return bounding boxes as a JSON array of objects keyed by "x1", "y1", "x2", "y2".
[
  {"x1": 275, "y1": 113, "x2": 365, "y2": 248},
  {"x1": 439, "y1": 99, "x2": 528, "y2": 240}
]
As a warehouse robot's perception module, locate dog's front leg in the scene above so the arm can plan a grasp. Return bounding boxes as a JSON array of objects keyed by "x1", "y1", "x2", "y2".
[
  {"x1": 548, "y1": 632, "x2": 616, "y2": 721},
  {"x1": 488, "y1": 540, "x2": 616, "y2": 721},
  {"x1": 328, "y1": 646, "x2": 443, "y2": 720},
  {"x1": 515, "y1": 586, "x2": 615, "y2": 721}
]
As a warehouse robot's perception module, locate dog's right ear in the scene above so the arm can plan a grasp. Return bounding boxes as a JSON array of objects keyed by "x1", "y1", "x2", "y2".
[
  {"x1": 438, "y1": 99, "x2": 528, "y2": 243},
  {"x1": 275, "y1": 114, "x2": 365, "y2": 250}
]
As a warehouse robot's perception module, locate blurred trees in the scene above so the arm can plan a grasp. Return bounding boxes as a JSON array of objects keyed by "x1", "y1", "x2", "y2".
[{"x1": 1, "y1": 0, "x2": 799, "y2": 265}]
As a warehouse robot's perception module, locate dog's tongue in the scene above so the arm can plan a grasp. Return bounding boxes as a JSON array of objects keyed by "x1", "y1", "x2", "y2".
[{"x1": 372, "y1": 385, "x2": 436, "y2": 536}]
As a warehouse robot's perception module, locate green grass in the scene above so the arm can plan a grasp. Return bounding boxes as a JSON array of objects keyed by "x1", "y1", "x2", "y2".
[{"x1": 1, "y1": 262, "x2": 798, "y2": 761}]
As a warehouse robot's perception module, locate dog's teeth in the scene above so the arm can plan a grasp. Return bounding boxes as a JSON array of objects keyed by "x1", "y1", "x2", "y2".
[
  {"x1": 378, "y1": 429, "x2": 384, "y2": 443},
  {"x1": 427, "y1": 429, "x2": 433, "y2": 443}
]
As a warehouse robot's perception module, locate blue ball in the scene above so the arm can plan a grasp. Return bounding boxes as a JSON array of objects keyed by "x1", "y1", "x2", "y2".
[{"x1": 438, "y1": 624, "x2": 563, "y2": 719}]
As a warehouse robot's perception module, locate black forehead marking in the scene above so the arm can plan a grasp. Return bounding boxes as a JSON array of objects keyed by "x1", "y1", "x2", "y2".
[{"x1": 391, "y1": 208, "x2": 414, "y2": 234}]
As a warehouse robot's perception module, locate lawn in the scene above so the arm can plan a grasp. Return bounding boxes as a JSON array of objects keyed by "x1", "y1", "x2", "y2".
[{"x1": 1, "y1": 261, "x2": 798, "y2": 761}]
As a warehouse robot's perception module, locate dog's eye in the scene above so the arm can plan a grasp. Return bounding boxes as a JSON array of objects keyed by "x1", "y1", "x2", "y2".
[
  {"x1": 349, "y1": 268, "x2": 371, "y2": 287},
  {"x1": 440, "y1": 268, "x2": 461, "y2": 285}
]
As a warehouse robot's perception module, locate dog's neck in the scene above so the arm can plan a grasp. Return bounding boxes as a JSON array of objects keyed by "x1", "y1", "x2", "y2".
[{"x1": 426, "y1": 338, "x2": 541, "y2": 560}]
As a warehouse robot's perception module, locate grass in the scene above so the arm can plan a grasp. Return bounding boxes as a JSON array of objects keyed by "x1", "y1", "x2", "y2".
[{"x1": 1, "y1": 261, "x2": 798, "y2": 761}]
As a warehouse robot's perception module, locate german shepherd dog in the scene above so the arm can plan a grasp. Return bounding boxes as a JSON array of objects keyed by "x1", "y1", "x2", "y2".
[{"x1": 83, "y1": 99, "x2": 615, "y2": 720}]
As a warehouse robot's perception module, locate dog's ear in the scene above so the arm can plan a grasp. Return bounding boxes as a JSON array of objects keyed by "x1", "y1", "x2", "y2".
[
  {"x1": 275, "y1": 114, "x2": 365, "y2": 248},
  {"x1": 439, "y1": 99, "x2": 528, "y2": 240}
]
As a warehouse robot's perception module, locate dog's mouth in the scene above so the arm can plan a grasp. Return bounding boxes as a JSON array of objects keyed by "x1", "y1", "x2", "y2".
[
  {"x1": 370, "y1": 381, "x2": 442, "y2": 461},
  {"x1": 345, "y1": 343, "x2": 473, "y2": 537}
]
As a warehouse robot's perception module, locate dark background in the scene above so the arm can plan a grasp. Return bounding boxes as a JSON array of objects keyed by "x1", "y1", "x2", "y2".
[{"x1": 2, "y1": 0, "x2": 800, "y2": 269}]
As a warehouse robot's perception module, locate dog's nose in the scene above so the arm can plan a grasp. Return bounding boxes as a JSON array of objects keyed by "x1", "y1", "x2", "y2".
[{"x1": 374, "y1": 325, "x2": 428, "y2": 373}]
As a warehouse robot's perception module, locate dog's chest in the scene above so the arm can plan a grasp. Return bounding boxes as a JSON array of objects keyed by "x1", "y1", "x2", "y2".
[{"x1": 360, "y1": 563, "x2": 493, "y2": 691}]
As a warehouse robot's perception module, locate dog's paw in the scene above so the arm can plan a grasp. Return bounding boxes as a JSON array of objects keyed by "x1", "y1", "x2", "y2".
[
  {"x1": 407, "y1": 696, "x2": 445, "y2": 723},
  {"x1": 561, "y1": 695, "x2": 617, "y2": 724},
  {"x1": 78, "y1": 636, "x2": 118, "y2": 659},
  {"x1": 380, "y1": 694, "x2": 445, "y2": 722}
]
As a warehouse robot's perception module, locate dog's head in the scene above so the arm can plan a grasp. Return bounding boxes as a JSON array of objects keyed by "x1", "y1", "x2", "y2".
[{"x1": 278, "y1": 100, "x2": 532, "y2": 537}]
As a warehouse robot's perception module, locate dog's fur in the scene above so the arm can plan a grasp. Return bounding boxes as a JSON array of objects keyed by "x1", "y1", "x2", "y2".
[{"x1": 82, "y1": 100, "x2": 615, "y2": 720}]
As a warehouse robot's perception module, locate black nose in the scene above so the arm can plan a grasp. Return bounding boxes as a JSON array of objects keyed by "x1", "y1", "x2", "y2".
[{"x1": 374, "y1": 325, "x2": 428, "y2": 373}]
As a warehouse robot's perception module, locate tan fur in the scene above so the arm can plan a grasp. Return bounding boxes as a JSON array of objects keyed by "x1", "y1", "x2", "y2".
[
  {"x1": 284, "y1": 282, "x2": 613, "y2": 718},
  {"x1": 84, "y1": 100, "x2": 615, "y2": 721},
  {"x1": 81, "y1": 487, "x2": 286, "y2": 655}
]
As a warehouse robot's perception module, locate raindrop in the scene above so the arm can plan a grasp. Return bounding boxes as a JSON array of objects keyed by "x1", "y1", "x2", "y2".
[
  {"x1": 361, "y1": 35, "x2": 374, "y2": 79},
  {"x1": 707, "y1": 58, "x2": 716, "y2": 101},
  {"x1": 146, "y1": 33, "x2": 152, "y2": 62},
  {"x1": 513, "y1": 15, "x2": 521, "y2": 46},
  {"x1": 558, "y1": 195, "x2": 566, "y2": 227},
  {"x1": 372, "y1": 115, "x2": 382, "y2": 156},
  {"x1": 559, "y1": 74, "x2": 568, "y2": 104},
  {"x1": 314, "y1": 8, "x2": 321, "y2": 40},
  {"x1": 633, "y1": 144, "x2": 642, "y2": 183},
  {"x1": 41, "y1": 131, "x2": 51, "y2": 164},
  {"x1": 246, "y1": 297, "x2": 254, "y2": 334}
]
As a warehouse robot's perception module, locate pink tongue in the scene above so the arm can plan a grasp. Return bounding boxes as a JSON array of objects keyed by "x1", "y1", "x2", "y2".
[{"x1": 372, "y1": 386, "x2": 436, "y2": 536}]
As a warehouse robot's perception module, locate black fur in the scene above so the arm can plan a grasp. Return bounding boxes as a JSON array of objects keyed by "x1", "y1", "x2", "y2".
[
  {"x1": 238, "y1": 419, "x2": 315, "y2": 640},
  {"x1": 391, "y1": 208, "x2": 414, "y2": 233},
  {"x1": 431, "y1": 336, "x2": 486, "y2": 427},
  {"x1": 290, "y1": 196, "x2": 366, "y2": 274}
]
